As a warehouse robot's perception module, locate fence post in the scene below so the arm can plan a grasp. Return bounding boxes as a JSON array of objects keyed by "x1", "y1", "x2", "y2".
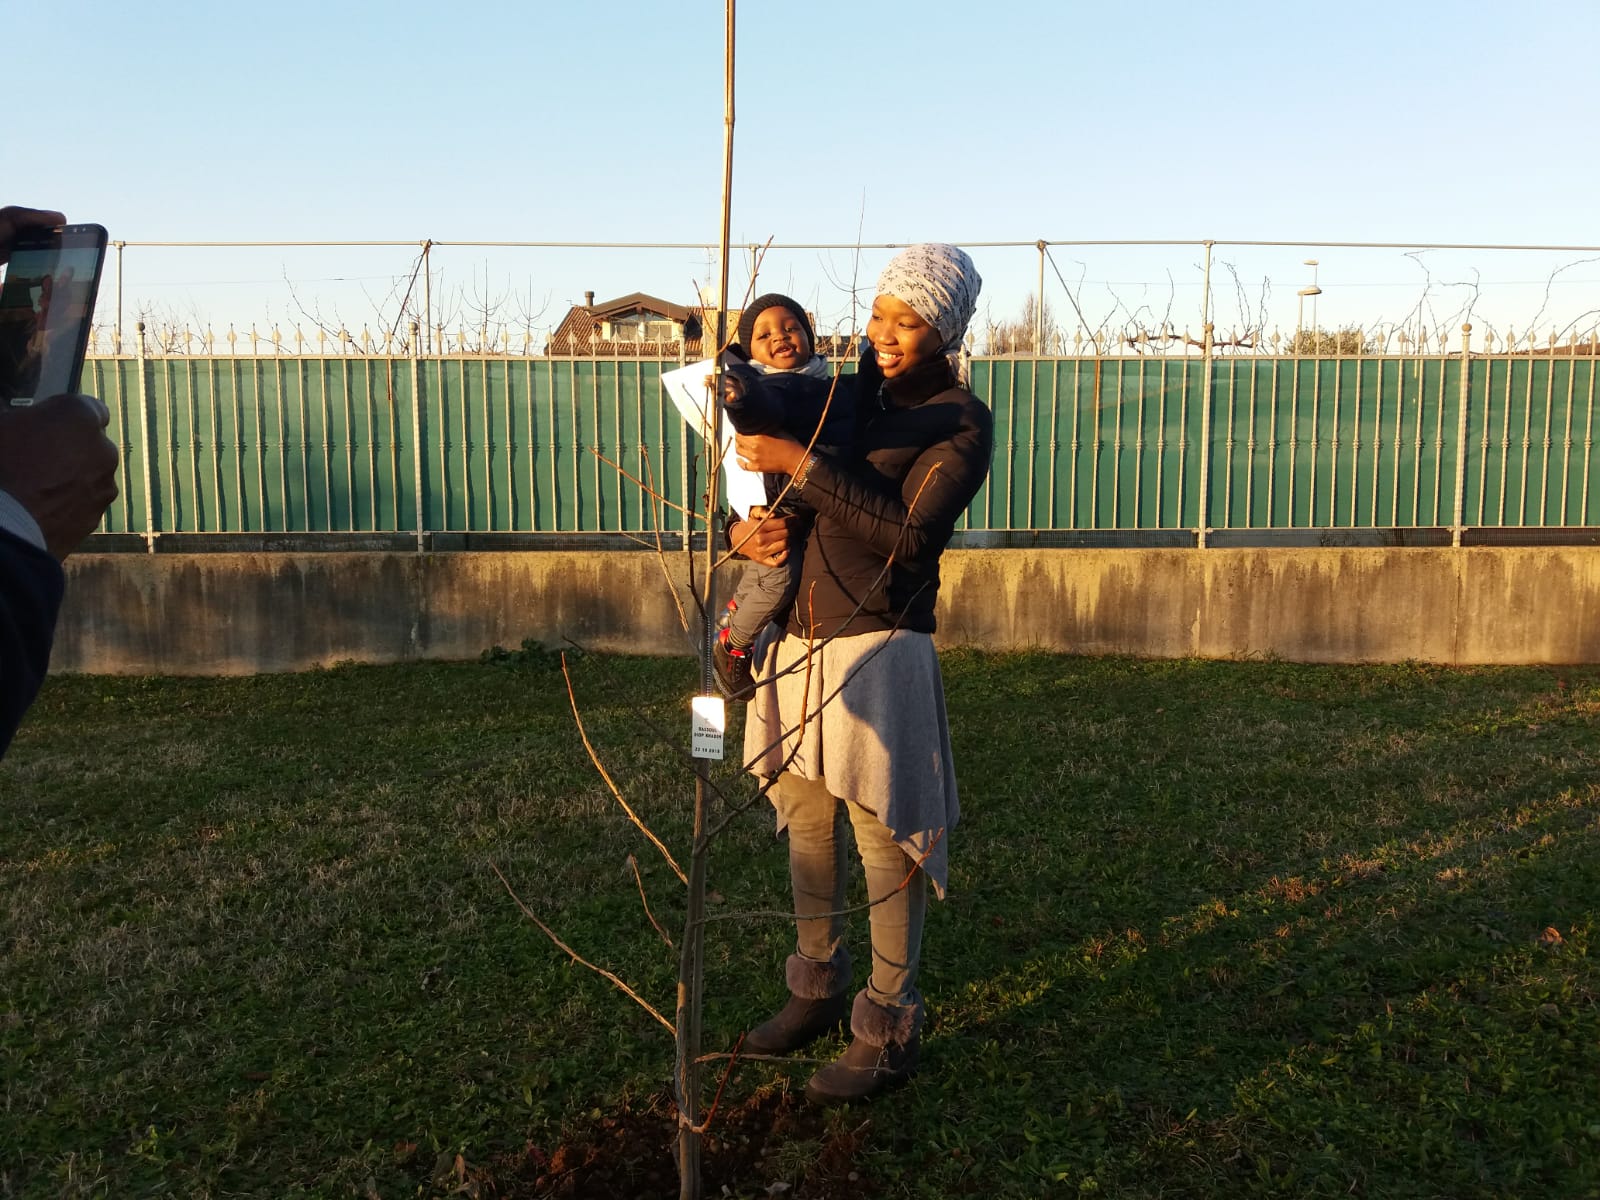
[
  {"x1": 113, "y1": 241, "x2": 125, "y2": 353},
  {"x1": 421, "y1": 241, "x2": 433, "y2": 354},
  {"x1": 1451, "y1": 323, "x2": 1473, "y2": 547},
  {"x1": 410, "y1": 322, "x2": 426, "y2": 553},
  {"x1": 1195, "y1": 241, "x2": 1215, "y2": 548},
  {"x1": 1197, "y1": 321, "x2": 1216, "y2": 549},
  {"x1": 134, "y1": 321, "x2": 157, "y2": 553},
  {"x1": 1035, "y1": 240, "x2": 1046, "y2": 353}
]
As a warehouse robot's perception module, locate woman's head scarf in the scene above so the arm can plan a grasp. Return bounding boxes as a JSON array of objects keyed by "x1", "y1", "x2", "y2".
[{"x1": 876, "y1": 243, "x2": 982, "y2": 357}]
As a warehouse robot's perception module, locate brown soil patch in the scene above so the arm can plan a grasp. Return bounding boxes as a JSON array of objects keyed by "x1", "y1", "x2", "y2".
[{"x1": 469, "y1": 1085, "x2": 879, "y2": 1199}]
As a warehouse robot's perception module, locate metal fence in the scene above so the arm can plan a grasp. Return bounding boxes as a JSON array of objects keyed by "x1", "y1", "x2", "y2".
[
  {"x1": 88, "y1": 236, "x2": 1600, "y2": 364},
  {"x1": 87, "y1": 355, "x2": 689, "y2": 548},
  {"x1": 85, "y1": 334, "x2": 1600, "y2": 552},
  {"x1": 979, "y1": 345, "x2": 1599, "y2": 541}
]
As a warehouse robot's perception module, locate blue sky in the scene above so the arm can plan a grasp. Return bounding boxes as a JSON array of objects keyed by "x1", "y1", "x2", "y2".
[{"x1": 15, "y1": 0, "x2": 1600, "y2": 345}]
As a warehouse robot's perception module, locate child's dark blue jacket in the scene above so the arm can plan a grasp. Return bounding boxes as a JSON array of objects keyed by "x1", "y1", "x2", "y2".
[{"x1": 722, "y1": 359, "x2": 855, "y2": 510}]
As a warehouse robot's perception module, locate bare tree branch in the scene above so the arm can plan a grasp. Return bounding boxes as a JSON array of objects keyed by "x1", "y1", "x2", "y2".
[
  {"x1": 561, "y1": 653, "x2": 688, "y2": 885},
  {"x1": 490, "y1": 859, "x2": 674, "y2": 1035},
  {"x1": 627, "y1": 854, "x2": 675, "y2": 949},
  {"x1": 681, "y1": 1033, "x2": 743, "y2": 1134},
  {"x1": 637, "y1": 445, "x2": 694, "y2": 642},
  {"x1": 695, "y1": 828, "x2": 946, "y2": 928},
  {"x1": 587, "y1": 446, "x2": 703, "y2": 522}
]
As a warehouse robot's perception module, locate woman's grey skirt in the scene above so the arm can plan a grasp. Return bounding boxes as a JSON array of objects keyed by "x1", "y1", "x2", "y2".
[{"x1": 743, "y1": 627, "x2": 959, "y2": 896}]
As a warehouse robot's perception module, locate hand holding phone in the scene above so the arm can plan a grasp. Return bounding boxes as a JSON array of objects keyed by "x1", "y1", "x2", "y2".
[
  {"x1": 0, "y1": 392, "x2": 119, "y2": 559},
  {"x1": 0, "y1": 221, "x2": 107, "y2": 406},
  {"x1": 0, "y1": 207, "x2": 67, "y2": 262}
]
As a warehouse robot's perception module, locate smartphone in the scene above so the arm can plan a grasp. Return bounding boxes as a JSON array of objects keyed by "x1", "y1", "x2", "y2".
[{"x1": 0, "y1": 223, "x2": 108, "y2": 406}]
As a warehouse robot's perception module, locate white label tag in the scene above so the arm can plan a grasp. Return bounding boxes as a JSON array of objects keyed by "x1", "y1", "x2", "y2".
[{"x1": 690, "y1": 695, "x2": 726, "y2": 760}]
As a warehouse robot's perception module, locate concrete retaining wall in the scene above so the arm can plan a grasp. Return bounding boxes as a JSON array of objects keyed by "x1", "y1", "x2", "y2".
[
  {"x1": 49, "y1": 546, "x2": 1600, "y2": 675},
  {"x1": 937, "y1": 548, "x2": 1599, "y2": 664}
]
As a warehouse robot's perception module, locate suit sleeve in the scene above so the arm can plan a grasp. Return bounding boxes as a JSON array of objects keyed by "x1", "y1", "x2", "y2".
[
  {"x1": 799, "y1": 398, "x2": 993, "y2": 565},
  {"x1": 0, "y1": 529, "x2": 65, "y2": 757}
]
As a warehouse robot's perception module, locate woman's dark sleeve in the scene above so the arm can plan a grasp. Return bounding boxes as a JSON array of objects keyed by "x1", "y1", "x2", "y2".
[
  {"x1": 0, "y1": 529, "x2": 65, "y2": 757},
  {"x1": 800, "y1": 398, "x2": 993, "y2": 563}
]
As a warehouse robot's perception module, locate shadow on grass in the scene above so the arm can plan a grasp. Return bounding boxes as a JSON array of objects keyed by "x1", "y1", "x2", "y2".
[
  {"x1": 3, "y1": 653, "x2": 1599, "y2": 1199},
  {"x1": 908, "y1": 652, "x2": 1600, "y2": 1197}
]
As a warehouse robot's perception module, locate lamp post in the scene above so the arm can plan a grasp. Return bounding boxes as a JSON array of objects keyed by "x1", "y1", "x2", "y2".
[{"x1": 1296, "y1": 258, "x2": 1322, "y2": 353}]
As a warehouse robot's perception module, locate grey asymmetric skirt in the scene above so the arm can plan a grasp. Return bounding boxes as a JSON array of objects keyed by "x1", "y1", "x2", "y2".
[{"x1": 742, "y1": 627, "x2": 959, "y2": 896}]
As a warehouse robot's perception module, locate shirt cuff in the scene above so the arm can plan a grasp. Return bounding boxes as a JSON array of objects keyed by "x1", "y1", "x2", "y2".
[{"x1": 0, "y1": 490, "x2": 46, "y2": 553}]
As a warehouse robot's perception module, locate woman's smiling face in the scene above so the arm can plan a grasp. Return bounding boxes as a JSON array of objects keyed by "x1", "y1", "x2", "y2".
[{"x1": 866, "y1": 294, "x2": 943, "y2": 380}]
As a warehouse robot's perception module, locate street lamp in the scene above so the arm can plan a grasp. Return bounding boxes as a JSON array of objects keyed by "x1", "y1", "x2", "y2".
[{"x1": 1296, "y1": 258, "x2": 1322, "y2": 352}]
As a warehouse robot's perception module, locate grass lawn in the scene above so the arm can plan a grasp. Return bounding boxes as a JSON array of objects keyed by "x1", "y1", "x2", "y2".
[{"x1": 2, "y1": 648, "x2": 1599, "y2": 1198}]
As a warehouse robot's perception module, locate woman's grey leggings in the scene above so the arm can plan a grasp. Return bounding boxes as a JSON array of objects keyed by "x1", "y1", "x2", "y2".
[{"x1": 775, "y1": 770, "x2": 926, "y2": 1010}]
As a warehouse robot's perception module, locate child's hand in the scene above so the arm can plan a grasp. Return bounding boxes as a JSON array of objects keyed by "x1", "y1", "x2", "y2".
[{"x1": 705, "y1": 372, "x2": 746, "y2": 400}]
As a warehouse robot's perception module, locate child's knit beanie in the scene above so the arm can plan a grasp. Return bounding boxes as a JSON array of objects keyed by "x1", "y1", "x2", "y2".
[{"x1": 735, "y1": 294, "x2": 816, "y2": 357}]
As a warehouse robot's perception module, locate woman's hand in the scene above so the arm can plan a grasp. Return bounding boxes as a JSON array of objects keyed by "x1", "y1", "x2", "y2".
[
  {"x1": 733, "y1": 431, "x2": 806, "y2": 477},
  {"x1": 727, "y1": 507, "x2": 796, "y2": 568}
]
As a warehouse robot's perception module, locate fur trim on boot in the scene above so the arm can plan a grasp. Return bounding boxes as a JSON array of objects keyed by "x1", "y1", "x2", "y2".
[
  {"x1": 803, "y1": 990, "x2": 922, "y2": 1105},
  {"x1": 743, "y1": 949, "x2": 852, "y2": 1056},
  {"x1": 786, "y1": 948, "x2": 851, "y2": 999},
  {"x1": 848, "y1": 989, "x2": 924, "y2": 1046}
]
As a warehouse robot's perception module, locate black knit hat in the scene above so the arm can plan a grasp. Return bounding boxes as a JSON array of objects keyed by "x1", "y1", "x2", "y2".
[{"x1": 735, "y1": 294, "x2": 815, "y2": 359}]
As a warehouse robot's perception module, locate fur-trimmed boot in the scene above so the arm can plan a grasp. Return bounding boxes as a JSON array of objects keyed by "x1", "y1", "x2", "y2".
[
  {"x1": 803, "y1": 990, "x2": 922, "y2": 1105},
  {"x1": 742, "y1": 949, "x2": 851, "y2": 1056}
]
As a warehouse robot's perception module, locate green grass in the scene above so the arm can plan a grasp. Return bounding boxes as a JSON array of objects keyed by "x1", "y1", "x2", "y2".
[{"x1": 3, "y1": 649, "x2": 1599, "y2": 1198}]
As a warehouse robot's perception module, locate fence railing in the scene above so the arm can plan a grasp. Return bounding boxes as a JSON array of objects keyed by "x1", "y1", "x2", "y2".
[
  {"x1": 84, "y1": 333, "x2": 1600, "y2": 552},
  {"x1": 88, "y1": 235, "x2": 1600, "y2": 362}
]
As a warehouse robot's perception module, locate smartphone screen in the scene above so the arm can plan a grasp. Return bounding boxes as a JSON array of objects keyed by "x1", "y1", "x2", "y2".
[{"x1": 0, "y1": 223, "x2": 108, "y2": 405}]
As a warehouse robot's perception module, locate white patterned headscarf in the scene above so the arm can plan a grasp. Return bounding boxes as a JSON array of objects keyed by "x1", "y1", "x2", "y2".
[{"x1": 876, "y1": 243, "x2": 982, "y2": 358}]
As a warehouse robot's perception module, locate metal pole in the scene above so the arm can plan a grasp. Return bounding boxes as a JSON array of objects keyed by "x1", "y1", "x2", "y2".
[
  {"x1": 410, "y1": 322, "x2": 426, "y2": 553},
  {"x1": 1311, "y1": 265, "x2": 1319, "y2": 337},
  {"x1": 1196, "y1": 242, "x2": 1214, "y2": 549},
  {"x1": 114, "y1": 241, "x2": 125, "y2": 354},
  {"x1": 422, "y1": 241, "x2": 433, "y2": 354},
  {"x1": 1451, "y1": 323, "x2": 1473, "y2": 547},
  {"x1": 1297, "y1": 260, "x2": 1321, "y2": 355},
  {"x1": 1035, "y1": 240, "x2": 1045, "y2": 353},
  {"x1": 135, "y1": 322, "x2": 157, "y2": 553}
]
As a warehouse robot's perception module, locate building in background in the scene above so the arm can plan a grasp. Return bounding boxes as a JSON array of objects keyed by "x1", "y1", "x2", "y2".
[
  {"x1": 545, "y1": 290, "x2": 847, "y2": 358},
  {"x1": 546, "y1": 291, "x2": 712, "y2": 357}
]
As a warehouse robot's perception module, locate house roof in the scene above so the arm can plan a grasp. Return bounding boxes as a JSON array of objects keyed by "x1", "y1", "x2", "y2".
[
  {"x1": 544, "y1": 291, "x2": 843, "y2": 358},
  {"x1": 589, "y1": 292, "x2": 695, "y2": 324},
  {"x1": 546, "y1": 291, "x2": 720, "y2": 356}
]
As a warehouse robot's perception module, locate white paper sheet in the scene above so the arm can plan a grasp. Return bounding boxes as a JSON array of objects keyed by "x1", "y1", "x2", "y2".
[{"x1": 659, "y1": 357, "x2": 769, "y2": 518}]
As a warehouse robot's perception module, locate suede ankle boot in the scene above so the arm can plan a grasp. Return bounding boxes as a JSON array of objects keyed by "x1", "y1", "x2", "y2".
[
  {"x1": 743, "y1": 950, "x2": 850, "y2": 1056},
  {"x1": 803, "y1": 990, "x2": 922, "y2": 1105}
]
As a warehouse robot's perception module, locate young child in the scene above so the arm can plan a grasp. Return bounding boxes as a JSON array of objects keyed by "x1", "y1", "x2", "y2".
[{"x1": 713, "y1": 294, "x2": 854, "y2": 700}]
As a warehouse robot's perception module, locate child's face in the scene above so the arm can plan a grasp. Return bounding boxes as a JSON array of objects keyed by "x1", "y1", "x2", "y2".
[
  {"x1": 867, "y1": 294, "x2": 943, "y2": 380},
  {"x1": 748, "y1": 307, "x2": 811, "y2": 370}
]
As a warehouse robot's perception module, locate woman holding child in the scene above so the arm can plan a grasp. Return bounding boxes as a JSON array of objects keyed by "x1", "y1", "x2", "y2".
[{"x1": 725, "y1": 244, "x2": 991, "y2": 1104}]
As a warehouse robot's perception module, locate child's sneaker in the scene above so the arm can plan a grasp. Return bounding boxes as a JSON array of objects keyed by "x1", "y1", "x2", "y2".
[{"x1": 712, "y1": 627, "x2": 754, "y2": 702}]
